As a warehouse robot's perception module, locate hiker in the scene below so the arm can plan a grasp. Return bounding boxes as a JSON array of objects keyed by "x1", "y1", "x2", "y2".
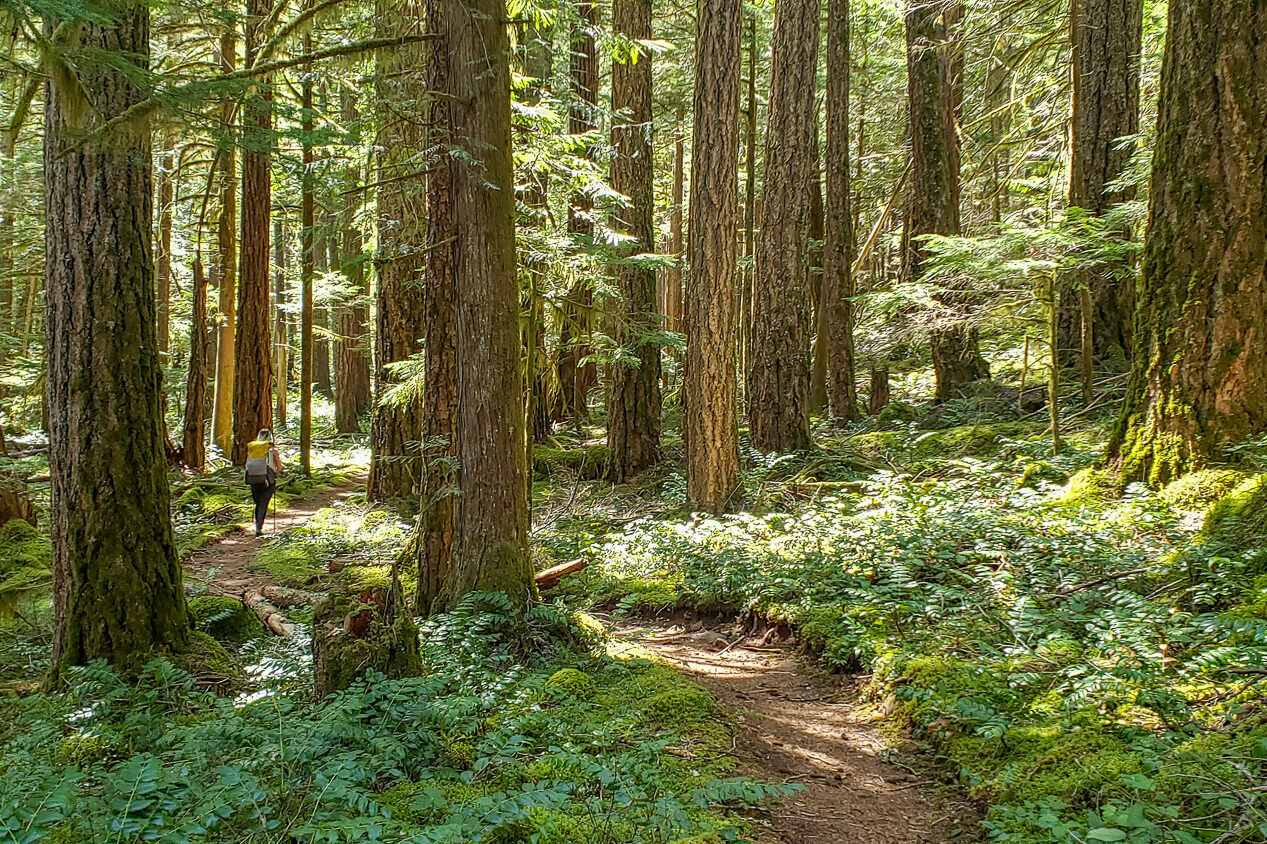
[{"x1": 244, "y1": 428, "x2": 282, "y2": 537}]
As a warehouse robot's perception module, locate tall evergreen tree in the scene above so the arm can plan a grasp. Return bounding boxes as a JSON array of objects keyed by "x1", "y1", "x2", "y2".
[
  {"x1": 44, "y1": 0, "x2": 189, "y2": 677},
  {"x1": 211, "y1": 31, "x2": 238, "y2": 456},
  {"x1": 748, "y1": 0, "x2": 818, "y2": 452},
  {"x1": 1110, "y1": 0, "x2": 1267, "y2": 485},
  {"x1": 367, "y1": 0, "x2": 428, "y2": 501},
  {"x1": 232, "y1": 0, "x2": 276, "y2": 464},
  {"x1": 435, "y1": 0, "x2": 534, "y2": 607},
  {"x1": 607, "y1": 0, "x2": 661, "y2": 481},
  {"x1": 334, "y1": 87, "x2": 371, "y2": 434},
  {"x1": 904, "y1": 0, "x2": 988, "y2": 401},
  {"x1": 685, "y1": 0, "x2": 742, "y2": 512}
]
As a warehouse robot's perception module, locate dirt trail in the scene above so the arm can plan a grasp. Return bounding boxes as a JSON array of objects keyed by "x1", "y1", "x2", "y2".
[
  {"x1": 184, "y1": 472, "x2": 367, "y2": 596},
  {"x1": 619, "y1": 619, "x2": 976, "y2": 844}
]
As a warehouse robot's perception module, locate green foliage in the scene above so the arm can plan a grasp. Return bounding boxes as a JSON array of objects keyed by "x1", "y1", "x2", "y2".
[
  {"x1": 0, "y1": 519, "x2": 51, "y2": 595},
  {"x1": 188, "y1": 596, "x2": 266, "y2": 646},
  {"x1": 0, "y1": 599, "x2": 795, "y2": 843},
  {"x1": 562, "y1": 428, "x2": 1267, "y2": 842}
]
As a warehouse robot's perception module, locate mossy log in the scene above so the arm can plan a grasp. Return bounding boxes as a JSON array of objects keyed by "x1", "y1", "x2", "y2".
[
  {"x1": 243, "y1": 589, "x2": 294, "y2": 636},
  {"x1": 311, "y1": 585, "x2": 422, "y2": 698}
]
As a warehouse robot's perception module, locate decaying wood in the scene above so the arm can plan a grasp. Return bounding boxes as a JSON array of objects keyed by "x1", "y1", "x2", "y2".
[
  {"x1": 243, "y1": 589, "x2": 294, "y2": 636},
  {"x1": 535, "y1": 557, "x2": 588, "y2": 589},
  {"x1": 259, "y1": 584, "x2": 318, "y2": 608}
]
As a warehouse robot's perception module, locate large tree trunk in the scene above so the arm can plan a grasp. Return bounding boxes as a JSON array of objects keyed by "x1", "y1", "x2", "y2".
[
  {"x1": 211, "y1": 32, "x2": 237, "y2": 456},
  {"x1": 273, "y1": 218, "x2": 287, "y2": 427},
  {"x1": 435, "y1": 0, "x2": 534, "y2": 608},
  {"x1": 299, "y1": 54, "x2": 315, "y2": 476},
  {"x1": 607, "y1": 0, "x2": 662, "y2": 482},
  {"x1": 182, "y1": 259, "x2": 209, "y2": 469},
  {"x1": 367, "y1": 0, "x2": 428, "y2": 501},
  {"x1": 405, "y1": 0, "x2": 458, "y2": 613},
  {"x1": 334, "y1": 87, "x2": 371, "y2": 434},
  {"x1": 552, "y1": 0, "x2": 600, "y2": 424},
  {"x1": 685, "y1": 0, "x2": 742, "y2": 513},
  {"x1": 1109, "y1": 0, "x2": 1267, "y2": 485},
  {"x1": 747, "y1": 0, "x2": 818, "y2": 453},
  {"x1": 232, "y1": 0, "x2": 275, "y2": 464},
  {"x1": 740, "y1": 15, "x2": 757, "y2": 379},
  {"x1": 156, "y1": 146, "x2": 174, "y2": 359},
  {"x1": 44, "y1": 1, "x2": 189, "y2": 677},
  {"x1": 665, "y1": 105, "x2": 685, "y2": 333},
  {"x1": 1058, "y1": 0, "x2": 1142, "y2": 363},
  {"x1": 821, "y1": 0, "x2": 859, "y2": 422},
  {"x1": 905, "y1": 0, "x2": 988, "y2": 402}
]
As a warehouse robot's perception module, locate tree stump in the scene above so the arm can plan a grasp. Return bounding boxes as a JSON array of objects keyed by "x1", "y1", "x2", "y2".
[
  {"x1": 0, "y1": 476, "x2": 35, "y2": 529},
  {"x1": 868, "y1": 367, "x2": 891, "y2": 415},
  {"x1": 312, "y1": 584, "x2": 422, "y2": 698}
]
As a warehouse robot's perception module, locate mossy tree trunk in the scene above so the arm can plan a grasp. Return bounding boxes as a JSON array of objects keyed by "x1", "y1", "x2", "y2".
[
  {"x1": 367, "y1": 0, "x2": 428, "y2": 501},
  {"x1": 748, "y1": 0, "x2": 817, "y2": 453},
  {"x1": 684, "y1": 0, "x2": 742, "y2": 513},
  {"x1": 607, "y1": 0, "x2": 662, "y2": 482},
  {"x1": 822, "y1": 0, "x2": 859, "y2": 422},
  {"x1": 44, "y1": 1, "x2": 189, "y2": 677},
  {"x1": 272, "y1": 218, "x2": 287, "y2": 428},
  {"x1": 435, "y1": 0, "x2": 534, "y2": 608},
  {"x1": 905, "y1": 0, "x2": 988, "y2": 402},
  {"x1": 1109, "y1": 0, "x2": 1267, "y2": 486},
  {"x1": 1058, "y1": 0, "x2": 1142, "y2": 364},
  {"x1": 232, "y1": 0, "x2": 275, "y2": 465}
]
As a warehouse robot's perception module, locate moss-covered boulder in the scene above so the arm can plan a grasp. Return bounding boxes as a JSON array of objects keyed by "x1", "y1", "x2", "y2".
[
  {"x1": 312, "y1": 586, "x2": 422, "y2": 698},
  {"x1": 1057, "y1": 467, "x2": 1123, "y2": 507},
  {"x1": 874, "y1": 400, "x2": 919, "y2": 428},
  {"x1": 1015, "y1": 461, "x2": 1069, "y2": 489},
  {"x1": 640, "y1": 685, "x2": 713, "y2": 726},
  {"x1": 172, "y1": 631, "x2": 241, "y2": 688},
  {"x1": 1196, "y1": 475, "x2": 1267, "y2": 574},
  {"x1": 1161, "y1": 469, "x2": 1249, "y2": 513},
  {"x1": 188, "y1": 595, "x2": 267, "y2": 645}
]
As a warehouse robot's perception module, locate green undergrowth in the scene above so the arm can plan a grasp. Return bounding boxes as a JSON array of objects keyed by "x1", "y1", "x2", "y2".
[
  {"x1": 0, "y1": 595, "x2": 795, "y2": 843},
  {"x1": 252, "y1": 504, "x2": 412, "y2": 591},
  {"x1": 549, "y1": 421, "x2": 1267, "y2": 842}
]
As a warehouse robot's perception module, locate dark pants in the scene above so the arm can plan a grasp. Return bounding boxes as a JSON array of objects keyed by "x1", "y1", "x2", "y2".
[{"x1": 250, "y1": 482, "x2": 275, "y2": 532}]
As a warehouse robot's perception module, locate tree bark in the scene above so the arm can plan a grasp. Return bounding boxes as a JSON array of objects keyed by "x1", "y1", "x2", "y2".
[
  {"x1": 181, "y1": 258, "x2": 209, "y2": 469},
  {"x1": 233, "y1": 0, "x2": 275, "y2": 464},
  {"x1": 904, "y1": 0, "x2": 988, "y2": 402},
  {"x1": 211, "y1": 32, "x2": 238, "y2": 456},
  {"x1": 44, "y1": 1, "x2": 189, "y2": 677},
  {"x1": 300, "y1": 48, "x2": 315, "y2": 476},
  {"x1": 1109, "y1": 0, "x2": 1267, "y2": 485},
  {"x1": 665, "y1": 105, "x2": 685, "y2": 333},
  {"x1": 740, "y1": 13, "x2": 757, "y2": 380},
  {"x1": 748, "y1": 0, "x2": 818, "y2": 453},
  {"x1": 435, "y1": 0, "x2": 534, "y2": 608},
  {"x1": 406, "y1": 0, "x2": 458, "y2": 613},
  {"x1": 334, "y1": 87, "x2": 371, "y2": 434},
  {"x1": 156, "y1": 145, "x2": 174, "y2": 359},
  {"x1": 822, "y1": 0, "x2": 859, "y2": 422},
  {"x1": 607, "y1": 0, "x2": 662, "y2": 482},
  {"x1": 367, "y1": 0, "x2": 428, "y2": 501},
  {"x1": 685, "y1": 0, "x2": 742, "y2": 512},
  {"x1": 1058, "y1": 0, "x2": 1142, "y2": 363},
  {"x1": 273, "y1": 218, "x2": 287, "y2": 427},
  {"x1": 552, "y1": 0, "x2": 600, "y2": 423}
]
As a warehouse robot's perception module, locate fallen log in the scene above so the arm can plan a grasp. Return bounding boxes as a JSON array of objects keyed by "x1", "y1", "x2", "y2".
[
  {"x1": 260, "y1": 585, "x2": 319, "y2": 608},
  {"x1": 243, "y1": 589, "x2": 294, "y2": 636},
  {"x1": 535, "y1": 558, "x2": 588, "y2": 590}
]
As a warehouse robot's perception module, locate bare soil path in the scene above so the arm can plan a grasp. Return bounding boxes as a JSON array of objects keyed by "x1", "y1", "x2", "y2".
[
  {"x1": 618, "y1": 618, "x2": 978, "y2": 844},
  {"x1": 184, "y1": 472, "x2": 367, "y2": 597}
]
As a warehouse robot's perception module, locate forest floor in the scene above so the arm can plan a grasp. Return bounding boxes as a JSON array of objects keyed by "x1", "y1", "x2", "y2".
[
  {"x1": 620, "y1": 616, "x2": 972, "y2": 843},
  {"x1": 184, "y1": 470, "x2": 368, "y2": 597},
  {"x1": 180, "y1": 469, "x2": 967, "y2": 842}
]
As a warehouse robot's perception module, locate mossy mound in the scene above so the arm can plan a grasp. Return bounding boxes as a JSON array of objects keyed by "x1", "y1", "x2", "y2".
[
  {"x1": 850, "y1": 422, "x2": 1042, "y2": 468},
  {"x1": 1015, "y1": 460, "x2": 1069, "y2": 489},
  {"x1": 532, "y1": 444, "x2": 609, "y2": 480},
  {"x1": 1161, "y1": 468, "x2": 1249, "y2": 513},
  {"x1": 873, "y1": 401, "x2": 919, "y2": 427},
  {"x1": 1194, "y1": 475, "x2": 1267, "y2": 576},
  {"x1": 640, "y1": 685, "x2": 713, "y2": 726},
  {"x1": 1057, "y1": 467, "x2": 1123, "y2": 507},
  {"x1": 173, "y1": 630, "x2": 240, "y2": 687},
  {"x1": 188, "y1": 596, "x2": 266, "y2": 645},
  {"x1": 312, "y1": 588, "x2": 423, "y2": 697},
  {"x1": 543, "y1": 668, "x2": 597, "y2": 700}
]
